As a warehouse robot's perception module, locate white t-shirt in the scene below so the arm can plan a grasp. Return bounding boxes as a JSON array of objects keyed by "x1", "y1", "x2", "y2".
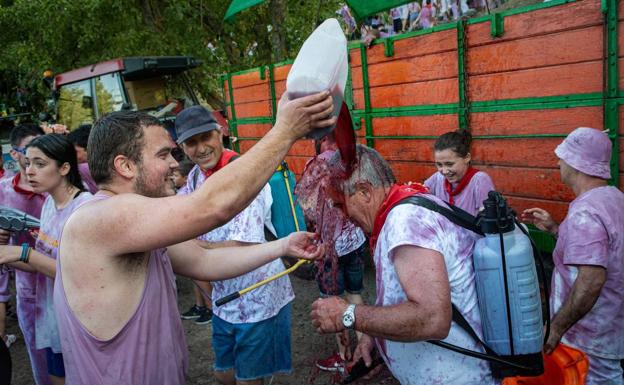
[{"x1": 373, "y1": 195, "x2": 495, "y2": 385}]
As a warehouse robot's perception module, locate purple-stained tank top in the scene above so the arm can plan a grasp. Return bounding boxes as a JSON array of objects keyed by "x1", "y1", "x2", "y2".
[{"x1": 53, "y1": 193, "x2": 188, "y2": 384}]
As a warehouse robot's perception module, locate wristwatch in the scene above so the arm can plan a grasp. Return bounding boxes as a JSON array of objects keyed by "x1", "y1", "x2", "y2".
[{"x1": 342, "y1": 304, "x2": 356, "y2": 329}]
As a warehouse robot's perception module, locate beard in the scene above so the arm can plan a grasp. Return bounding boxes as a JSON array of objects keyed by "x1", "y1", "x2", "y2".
[{"x1": 134, "y1": 167, "x2": 175, "y2": 198}]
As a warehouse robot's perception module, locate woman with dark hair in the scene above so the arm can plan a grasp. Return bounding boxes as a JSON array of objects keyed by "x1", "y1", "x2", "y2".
[
  {"x1": 424, "y1": 130, "x2": 495, "y2": 215},
  {"x1": 0, "y1": 134, "x2": 92, "y2": 385}
]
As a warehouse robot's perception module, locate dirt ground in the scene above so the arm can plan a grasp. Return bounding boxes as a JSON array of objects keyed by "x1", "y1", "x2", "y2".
[{"x1": 6, "y1": 264, "x2": 399, "y2": 385}]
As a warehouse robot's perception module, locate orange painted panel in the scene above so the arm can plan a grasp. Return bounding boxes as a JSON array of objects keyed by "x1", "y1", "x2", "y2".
[
  {"x1": 353, "y1": 78, "x2": 458, "y2": 109},
  {"x1": 619, "y1": 137, "x2": 624, "y2": 172},
  {"x1": 273, "y1": 64, "x2": 292, "y2": 81},
  {"x1": 481, "y1": 166, "x2": 574, "y2": 201},
  {"x1": 468, "y1": 26, "x2": 602, "y2": 76},
  {"x1": 289, "y1": 140, "x2": 316, "y2": 157},
  {"x1": 352, "y1": 51, "x2": 458, "y2": 89},
  {"x1": 618, "y1": 58, "x2": 624, "y2": 90},
  {"x1": 238, "y1": 140, "x2": 258, "y2": 153},
  {"x1": 389, "y1": 161, "x2": 436, "y2": 183},
  {"x1": 472, "y1": 138, "x2": 560, "y2": 168},
  {"x1": 469, "y1": 61, "x2": 602, "y2": 102},
  {"x1": 232, "y1": 83, "x2": 270, "y2": 104},
  {"x1": 467, "y1": 0, "x2": 602, "y2": 47},
  {"x1": 275, "y1": 81, "x2": 286, "y2": 100},
  {"x1": 233, "y1": 102, "x2": 271, "y2": 119},
  {"x1": 284, "y1": 156, "x2": 310, "y2": 175},
  {"x1": 231, "y1": 70, "x2": 267, "y2": 88},
  {"x1": 505, "y1": 196, "x2": 569, "y2": 224},
  {"x1": 619, "y1": 174, "x2": 623, "y2": 191},
  {"x1": 236, "y1": 124, "x2": 272, "y2": 138},
  {"x1": 372, "y1": 115, "x2": 459, "y2": 136},
  {"x1": 471, "y1": 107, "x2": 603, "y2": 136},
  {"x1": 376, "y1": 139, "x2": 435, "y2": 162},
  {"x1": 620, "y1": 0, "x2": 624, "y2": 21},
  {"x1": 349, "y1": 29, "x2": 457, "y2": 67},
  {"x1": 619, "y1": 21, "x2": 624, "y2": 57}
]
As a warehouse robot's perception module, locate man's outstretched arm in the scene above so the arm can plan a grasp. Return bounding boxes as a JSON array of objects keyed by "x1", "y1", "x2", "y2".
[{"x1": 168, "y1": 231, "x2": 323, "y2": 281}]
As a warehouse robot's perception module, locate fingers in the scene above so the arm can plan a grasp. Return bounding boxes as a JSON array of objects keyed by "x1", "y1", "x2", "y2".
[{"x1": 293, "y1": 91, "x2": 331, "y2": 109}]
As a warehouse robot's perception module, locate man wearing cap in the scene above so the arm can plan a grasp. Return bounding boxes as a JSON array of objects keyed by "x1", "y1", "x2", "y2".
[
  {"x1": 176, "y1": 105, "x2": 295, "y2": 385},
  {"x1": 522, "y1": 127, "x2": 624, "y2": 385}
]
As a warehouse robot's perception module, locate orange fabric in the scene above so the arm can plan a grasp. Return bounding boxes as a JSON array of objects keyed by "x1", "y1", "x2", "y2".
[{"x1": 502, "y1": 344, "x2": 589, "y2": 385}]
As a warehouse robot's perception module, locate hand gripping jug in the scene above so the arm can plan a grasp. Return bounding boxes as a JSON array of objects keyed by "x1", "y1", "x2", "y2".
[
  {"x1": 286, "y1": 18, "x2": 348, "y2": 139},
  {"x1": 473, "y1": 191, "x2": 544, "y2": 377}
]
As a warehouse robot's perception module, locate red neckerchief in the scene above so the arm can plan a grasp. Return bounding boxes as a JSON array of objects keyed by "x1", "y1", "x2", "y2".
[
  {"x1": 12, "y1": 173, "x2": 44, "y2": 200},
  {"x1": 202, "y1": 149, "x2": 239, "y2": 178},
  {"x1": 443, "y1": 167, "x2": 479, "y2": 205},
  {"x1": 0, "y1": 168, "x2": 4, "y2": 179},
  {"x1": 370, "y1": 183, "x2": 429, "y2": 253}
]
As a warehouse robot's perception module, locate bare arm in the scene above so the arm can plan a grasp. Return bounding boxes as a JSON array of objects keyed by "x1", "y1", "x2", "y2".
[
  {"x1": 168, "y1": 231, "x2": 322, "y2": 281},
  {"x1": 312, "y1": 245, "x2": 452, "y2": 342},
  {"x1": 67, "y1": 92, "x2": 336, "y2": 256},
  {"x1": 521, "y1": 208, "x2": 559, "y2": 236},
  {"x1": 0, "y1": 245, "x2": 56, "y2": 278},
  {"x1": 545, "y1": 265, "x2": 606, "y2": 353}
]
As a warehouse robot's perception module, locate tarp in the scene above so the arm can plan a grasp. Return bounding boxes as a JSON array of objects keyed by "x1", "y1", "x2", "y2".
[
  {"x1": 224, "y1": 0, "x2": 266, "y2": 21},
  {"x1": 345, "y1": 0, "x2": 414, "y2": 20},
  {"x1": 224, "y1": 0, "x2": 414, "y2": 22}
]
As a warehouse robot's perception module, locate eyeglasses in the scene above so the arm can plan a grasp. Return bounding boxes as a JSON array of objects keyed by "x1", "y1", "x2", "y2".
[{"x1": 11, "y1": 146, "x2": 27, "y2": 155}]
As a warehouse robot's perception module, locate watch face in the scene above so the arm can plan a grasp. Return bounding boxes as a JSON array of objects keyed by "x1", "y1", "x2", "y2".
[{"x1": 343, "y1": 312, "x2": 355, "y2": 327}]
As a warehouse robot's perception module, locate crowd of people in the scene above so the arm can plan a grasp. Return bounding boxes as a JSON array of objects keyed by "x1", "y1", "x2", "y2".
[{"x1": 0, "y1": 90, "x2": 622, "y2": 385}]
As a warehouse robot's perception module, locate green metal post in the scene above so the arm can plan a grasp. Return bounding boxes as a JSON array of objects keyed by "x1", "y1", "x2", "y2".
[
  {"x1": 604, "y1": 0, "x2": 619, "y2": 186},
  {"x1": 268, "y1": 64, "x2": 278, "y2": 124},
  {"x1": 226, "y1": 73, "x2": 240, "y2": 153},
  {"x1": 359, "y1": 43, "x2": 374, "y2": 148},
  {"x1": 457, "y1": 20, "x2": 469, "y2": 131}
]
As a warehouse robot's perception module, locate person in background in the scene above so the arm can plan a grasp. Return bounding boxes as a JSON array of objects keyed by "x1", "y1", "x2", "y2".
[
  {"x1": 67, "y1": 124, "x2": 97, "y2": 194},
  {"x1": 407, "y1": 2, "x2": 421, "y2": 31},
  {"x1": 522, "y1": 127, "x2": 624, "y2": 385},
  {"x1": 414, "y1": 0, "x2": 436, "y2": 30},
  {"x1": 298, "y1": 133, "x2": 368, "y2": 373},
  {"x1": 177, "y1": 106, "x2": 295, "y2": 384},
  {"x1": 0, "y1": 133, "x2": 94, "y2": 385},
  {"x1": 424, "y1": 130, "x2": 495, "y2": 216},
  {"x1": 172, "y1": 158, "x2": 194, "y2": 193},
  {"x1": 0, "y1": 123, "x2": 49, "y2": 384}
]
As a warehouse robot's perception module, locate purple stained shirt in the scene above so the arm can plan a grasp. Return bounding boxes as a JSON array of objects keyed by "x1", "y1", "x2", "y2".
[
  {"x1": 184, "y1": 165, "x2": 294, "y2": 324},
  {"x1": 78, "y1": 162, "x2": 98, "y2": 194},
  {"x1": 34, "y1": 192, "x2": 92, "y2": 353},
  {"x1": 0, "y1": 175, "x2": 46, "y2": 300},
  {"x1": 373, "y1": 195, "x2": 494, "y2": 385},
  {"x1": 424, "y1": 170, "x2": 495, "y2": 216},
  {"x1": 54, "y1": 193, "x2": 189, "y2": 384},
  {"x1": 551, "y1": 186, "x2": 624, "y2": 359}
]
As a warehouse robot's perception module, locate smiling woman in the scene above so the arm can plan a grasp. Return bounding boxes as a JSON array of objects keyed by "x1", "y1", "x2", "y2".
[{"x1": 423, "y1": 130, "x2": 495, "y2": 216}]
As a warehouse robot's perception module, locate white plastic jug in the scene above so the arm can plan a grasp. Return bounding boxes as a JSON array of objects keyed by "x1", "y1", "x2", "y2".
[{"x1": 286, "y1": 18, "x2": 348, "y2": 139}]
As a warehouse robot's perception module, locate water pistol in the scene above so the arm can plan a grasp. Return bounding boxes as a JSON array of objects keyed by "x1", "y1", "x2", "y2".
[{"x1": 0, "y1": 205, "x2": 40, "y2": 232}]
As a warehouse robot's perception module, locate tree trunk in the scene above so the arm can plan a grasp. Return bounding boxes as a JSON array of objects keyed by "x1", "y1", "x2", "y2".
[{"x1": 269, "y1": 0, "x2": 287, "y2": 62}]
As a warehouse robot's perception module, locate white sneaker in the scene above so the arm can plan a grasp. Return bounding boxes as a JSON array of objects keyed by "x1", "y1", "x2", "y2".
[{"x1": 3, "y1": 334, "x2": 17, "y2": 348}]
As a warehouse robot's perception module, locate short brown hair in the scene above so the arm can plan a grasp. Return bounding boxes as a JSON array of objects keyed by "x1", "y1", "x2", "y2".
[{"x1": 88, "y1": 111, "x2": 161, "y2": 185}]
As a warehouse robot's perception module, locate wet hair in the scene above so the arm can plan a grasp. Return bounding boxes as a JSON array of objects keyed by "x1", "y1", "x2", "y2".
[
  {"x1": 331, "y1": 144, "x2": 396, "y2": 195},
  {"x1": 9, "y1": 124, "x2": 45, "y2": 146},
  {"x1": 67, "y1": 124, "x2": 92, "y2": 149},
  {"x1": 27, "y1": 134, "x2": 84, "y2": 191},
  {"x1": 176, "y1": 158, "x2": 195, "y2": 177},
  {"x1": 88, "y1": 111, "x2": 161, "y2": 185},
  {"x1": 433, "y1": 130, "x2": 472, "y2": 158},
  {"x1": 314, "y1": 132, "x2": 336, "y2": 155}
]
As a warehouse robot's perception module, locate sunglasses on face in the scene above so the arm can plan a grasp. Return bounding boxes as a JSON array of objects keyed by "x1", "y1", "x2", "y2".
[{"x1": 12, "y1": 146, "x2": 27, "y2": 155}]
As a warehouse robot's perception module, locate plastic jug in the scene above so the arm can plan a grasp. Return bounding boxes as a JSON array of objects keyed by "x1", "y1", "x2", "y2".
[
  {"x1": 286, "y1": 18, "x2": 348, "y2": 139},
  {"x1": 473, "y1": 192, "x2": 544, "y2": 377}
]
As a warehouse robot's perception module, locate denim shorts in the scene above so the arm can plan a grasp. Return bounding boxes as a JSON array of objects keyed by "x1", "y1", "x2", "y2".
[
  {"x1": 45, "y1": 348, "x2": 65, "y2": 377},
  {"x1": 212, "y1": 303, "x2": 292, "y2": 381},
  {"x1": 318, "y1": 243, "x2": 367, "y2": 296}
]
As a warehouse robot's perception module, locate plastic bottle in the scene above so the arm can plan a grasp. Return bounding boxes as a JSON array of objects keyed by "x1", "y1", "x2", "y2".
[
  {"x1": 286, "y1": 18, "x2": 348, "y2": 139},
  {"x1": 473, "y1": 192, "x2": 544, "y2": 376}
]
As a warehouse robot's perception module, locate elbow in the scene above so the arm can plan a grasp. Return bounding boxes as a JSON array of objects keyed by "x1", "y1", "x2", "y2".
[{"x1": 427, "y1": 301, "x2": 452, "y2": 340}]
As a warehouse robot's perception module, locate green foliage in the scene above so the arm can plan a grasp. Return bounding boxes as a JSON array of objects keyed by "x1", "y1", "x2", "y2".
[{"x1": 0, "y1": 0, "x2": 342, "y2": 114}]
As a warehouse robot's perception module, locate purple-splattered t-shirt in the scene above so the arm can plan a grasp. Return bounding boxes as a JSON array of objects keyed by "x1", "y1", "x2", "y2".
[
  {"x1": 551, "y1": 186, "x2": 624, "y2": 359},
  {"x1": 184, "y1": 165, "x2": 294, "y2": 323},
  {"x1": 0, "y1": 175, "x2": 45, "y2": 300},
  {"x1": 424, "y1": 171, "x2": 495, "y2": 216},
  {"x1": 34, "y1": 192, "x2": 92, "y2": 353},
  {"x1": 374, "y1": 195, "x2": 494, "y2": 385}
]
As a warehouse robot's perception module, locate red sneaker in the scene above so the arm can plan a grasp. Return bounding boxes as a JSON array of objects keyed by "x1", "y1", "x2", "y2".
[{"x1": 315, "y1": 353, "x2": 346, "y2": 372}]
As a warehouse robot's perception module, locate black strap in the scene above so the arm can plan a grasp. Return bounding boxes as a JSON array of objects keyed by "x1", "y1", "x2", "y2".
[{"x1": 396, "y1": 196, "x2": 483, "y2": 235}]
